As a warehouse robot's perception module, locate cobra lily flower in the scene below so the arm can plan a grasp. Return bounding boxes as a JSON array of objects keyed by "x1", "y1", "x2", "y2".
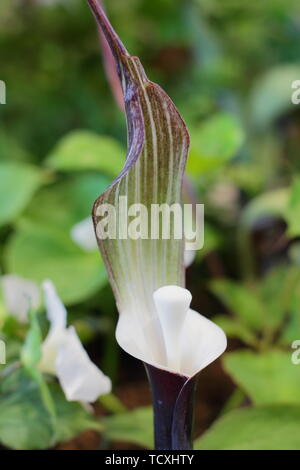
[
  {"x1": 87, "y1": 0, "x2": 226, "y2": 449},
  {"x1": 39, "y1": 280, "x2": 111, "y2": 403}
]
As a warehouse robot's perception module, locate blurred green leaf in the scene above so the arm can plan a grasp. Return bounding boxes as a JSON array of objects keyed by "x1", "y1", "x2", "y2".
[
  {"x1": 214, "y1": 315, "x2": 258, "y2": 347},
  {"x1": 19, "y1": 173, "x2": 110, "y2": 231},
  {"x1": 195, "y1": 405, "x2": 300, "y2": 450},
  {"x1": 0, "y1": 131, "x2": 33, "y2": 162},
  {"x1": 21, "y1": 310, "x2": 42, "y2": 369},
  {"x1": 280, "y1": 279, "x2": 300, "y2": 345},
  {"x1": 281, "y1": 309, "x2": 300, "y2": 346},
  {"x1": 224, "y1": 163, "x2": 264, "y2": 194},
  {"x1": 224, "y1": 350, "x2": 300, "y2": 405},
  {"x1": 98, "y1": 393, "x2": 127, "y2": 414},
  {"x1": 0, "y1": 370, "x2": 101, "y2": 450},
  {"x1": 212, "y1": 266, "x2": 300, "y2": 338},
  {"x1": 241, "y1": 188, "x2": 289, "y2": 229},
  {"x1": 197, "y1": 223, "x2": 221, "y2": 260},
  {"x1": 238, "y1": 189, "x2": 289, "y2": 280},
  {"x1": 250, "y1": 65, "x2": 300, "y2": 128},
  {"x1": 102, "y1": 406, "x2": 153, "y2": 449},
  {"x1": 6, "y1": 173, "x2": 110, "y2": 304},
  {"x1": 46, "y1": 130, "x2": 125, "y2": 177},
  {"x1": 286, "y1": 178, "x2": 300, "y2": 237},
  {"x1": 0, "y1": 372, "x2": 53, "y2": 449},
  {"x1": 0, "y1": 162, "x2": 41, "y2": 227},
  {"x1": 211, "y1": 279, "x2": 266, "y2": 331},
  {"x1": 289, "y1": 242, "x2": 300, "y2": 265},
  {"x1": 0, "y1": 291, "x2": 5, "y2": 329},
  {"x1": 187, "y1": 113, "x2": 244, "y2": 176},
  {"x1": 6, "y1": 226, "x2": 106, "y2": 305},
  {"x1": 53, "y1": 385, "x2": 103, "y2": 443},
  {"x1": 259, "y1": 265, "x2": 300, "y2": 330},
  {"x1": 220, "y1": 388, "x2": 247, "y2": 416},
  {"x1": 21, "y1": 310, "x2": 56, "y2": 423}
]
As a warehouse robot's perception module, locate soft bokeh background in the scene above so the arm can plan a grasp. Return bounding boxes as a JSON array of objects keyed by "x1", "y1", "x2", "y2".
[{"x1": 1, "y1": 0, "x2": 300, "y2": 450}]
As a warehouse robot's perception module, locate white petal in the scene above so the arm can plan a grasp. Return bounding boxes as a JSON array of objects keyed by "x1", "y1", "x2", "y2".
[
  {"x1": 39, "y1": 280, "x2": 69, "y2": 374},
  {"x1": 1, "y1": 275, "x2": 40, "y2": 323},
  {"x1": 56, "y1": 326, "x2": 111, "y2": 402},
  {"x1": 116, "y1": 285, "x2": 226, "y2": 377},
  {"x1": 42, "y1": 280, "x2": 67, "y2": 329},
  {"x1": 39, "y1": 326, "x2": 67, "y2": 374},
  {"x1": 70, "y1": 217, "x2": 98, "y2": 252}
]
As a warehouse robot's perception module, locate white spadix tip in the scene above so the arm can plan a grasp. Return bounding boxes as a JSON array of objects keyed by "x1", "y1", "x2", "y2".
[
  {"x1": 153, "y1": 285, "x2": 192, "y2": 317},
  {"x1": 153, "y1": 285, "x2": 192, "y2": 371}
]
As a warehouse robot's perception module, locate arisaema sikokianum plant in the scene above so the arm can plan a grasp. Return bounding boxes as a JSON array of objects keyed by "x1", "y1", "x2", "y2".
[{"x1": 86, "y1": 0, "x2": 227, "y2": 450}]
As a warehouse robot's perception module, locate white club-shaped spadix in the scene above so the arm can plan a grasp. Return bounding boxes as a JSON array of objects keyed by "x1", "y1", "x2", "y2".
[
  {"x1": 116, "y1": 285, "x2": 227, "y2": 378},
  {"x1": 153, "y1": 286, "x2": 191, "y2": 371}
]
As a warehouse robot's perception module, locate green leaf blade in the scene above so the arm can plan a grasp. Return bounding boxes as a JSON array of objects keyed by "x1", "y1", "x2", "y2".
[
  {"x1": 102, "y1": 406, "x2": 153, "y2": 449},
  {"x1": 224, "y1": 350, "x2": 300, "y2": 405},
  {"x1": 0, "y1": 162, "x2": 41, "y2": 227},
  {"x1": 195, "y1": 405, "x2": 300, "y2": 450},
  {"x1": 46, "y1": 130, "x2": 125, "y2": 177}
]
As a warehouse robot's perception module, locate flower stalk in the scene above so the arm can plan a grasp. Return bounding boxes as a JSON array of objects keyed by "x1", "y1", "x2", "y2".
[{"x1": 146, "y1": 364, "x2": 197, "y2": 450}]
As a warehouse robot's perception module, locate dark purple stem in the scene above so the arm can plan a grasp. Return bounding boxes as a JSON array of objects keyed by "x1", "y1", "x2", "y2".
[{"x1": 145, "y1": 364, "x2": 197, "y2": 450}]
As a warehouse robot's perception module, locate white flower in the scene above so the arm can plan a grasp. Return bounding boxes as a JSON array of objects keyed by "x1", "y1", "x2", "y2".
[
  {"x1": 70, "y1": 217, "x2": 98, "y2": 252},
  {"x1": 116, "y1": 285, "x2": 226, "y2": 378},
  {"x1": 1, "y1": 275, "x2": 40, "y2": 323},
  {"x1": 39, "y1": 280, "x2": 111, "y2": 402}
]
